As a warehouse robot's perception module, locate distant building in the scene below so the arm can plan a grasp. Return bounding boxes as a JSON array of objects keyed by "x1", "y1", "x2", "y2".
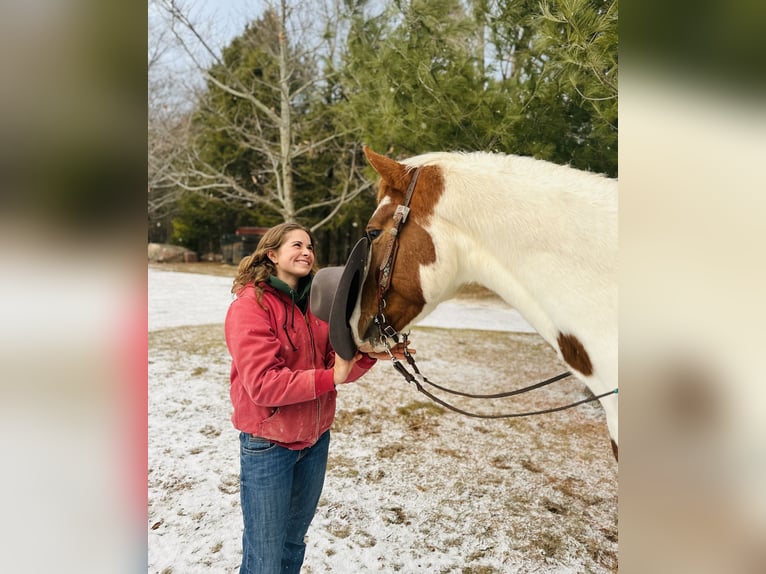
[{"x1": 221, "y1": 226, "x2": 270, "y2": 264}]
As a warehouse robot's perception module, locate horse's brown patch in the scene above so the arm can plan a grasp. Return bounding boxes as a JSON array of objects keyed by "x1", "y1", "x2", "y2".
[
  {"x1": 557, "y1": 332, "x2": 593, "y2": 376},
  {"x1": 358, "y1": 148, "x2": 444, "y2": 338}
]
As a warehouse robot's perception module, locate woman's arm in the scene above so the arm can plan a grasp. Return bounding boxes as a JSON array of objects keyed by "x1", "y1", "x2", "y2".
[{"x1": 225, "y1": 297, "x2": 335, "y2": 406}]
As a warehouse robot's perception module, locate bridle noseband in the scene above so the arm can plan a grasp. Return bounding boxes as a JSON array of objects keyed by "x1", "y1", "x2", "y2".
[{"x1": 367, "y1": 166, "x2": 617, "y2": 419}]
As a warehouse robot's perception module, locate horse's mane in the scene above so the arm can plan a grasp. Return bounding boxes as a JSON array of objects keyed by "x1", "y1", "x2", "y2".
[
  {"x1": 401, "y1": 151, "x2": 615, "y2": 203},
  {"x1": 402, "y1": 150, "x2": 614, "y2": 182}
]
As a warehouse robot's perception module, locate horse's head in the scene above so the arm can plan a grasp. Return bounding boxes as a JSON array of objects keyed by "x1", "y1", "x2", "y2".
[{"x1": 350, "y1": 147, "x2": 444, "y2": 349}]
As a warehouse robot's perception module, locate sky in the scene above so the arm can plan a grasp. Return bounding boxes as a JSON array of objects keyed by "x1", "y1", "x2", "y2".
[{"x1": 149, "y1": 0, "x2": 258, "y2": 83}]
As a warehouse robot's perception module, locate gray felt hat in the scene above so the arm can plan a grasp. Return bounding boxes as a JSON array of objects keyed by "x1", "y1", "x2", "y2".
[{"x1": 310, "y1": 237, "x2": 370, "y2": 360}]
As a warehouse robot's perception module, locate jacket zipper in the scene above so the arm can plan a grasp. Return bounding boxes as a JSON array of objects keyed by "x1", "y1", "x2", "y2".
[{"x1": 306, "y1": 315, "x2": 321, "y2": 439}]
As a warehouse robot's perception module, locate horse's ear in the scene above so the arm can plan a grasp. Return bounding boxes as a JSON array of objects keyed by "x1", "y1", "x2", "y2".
[{"x1": 363, "y1": 146, "x2": 408, "y2": 189}]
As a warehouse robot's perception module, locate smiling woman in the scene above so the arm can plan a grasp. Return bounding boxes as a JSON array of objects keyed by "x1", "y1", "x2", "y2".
[
  {"x1": 224, "y1": 222, "x2": 386, "y2": 574},
  {"x1": 267, "y1": 229, "x2": 317, "y2": 290},
  {"x1": 231, "y1": 223, "x2": 317, "y2": 296}
]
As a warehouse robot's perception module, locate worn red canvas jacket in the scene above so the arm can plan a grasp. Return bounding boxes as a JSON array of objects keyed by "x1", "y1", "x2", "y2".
[{"x1": 225, "y1": 281, "x2": 375, "y2": 450}]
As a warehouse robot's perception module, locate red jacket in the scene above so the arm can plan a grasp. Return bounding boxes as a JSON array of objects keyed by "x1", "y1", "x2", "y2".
[{"x1": 225, "y1": 282, "x2": 375, "y2": 450}]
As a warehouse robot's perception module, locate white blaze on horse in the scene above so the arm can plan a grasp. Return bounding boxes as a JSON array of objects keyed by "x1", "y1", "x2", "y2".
[{"x1": 349, "y1": 147, "x2": 618, "y2": 458}]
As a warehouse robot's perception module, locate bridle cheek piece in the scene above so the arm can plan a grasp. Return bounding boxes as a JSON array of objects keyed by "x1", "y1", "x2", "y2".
[{"x1": 373, "y1": 167, "x2": 421, "y2": 347}]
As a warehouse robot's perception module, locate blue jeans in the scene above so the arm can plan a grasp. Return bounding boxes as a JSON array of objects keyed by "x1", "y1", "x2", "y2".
[{"x1": 238, "y1": 430, "x2": 330, "y2": 574}]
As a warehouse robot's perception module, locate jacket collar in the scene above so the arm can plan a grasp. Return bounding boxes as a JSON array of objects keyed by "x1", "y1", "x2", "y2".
[{"x1": 265, "y1": 274, "x2": 313, "y2": 326}]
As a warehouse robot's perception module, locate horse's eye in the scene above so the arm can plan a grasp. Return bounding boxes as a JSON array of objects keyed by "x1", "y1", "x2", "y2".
[{"x1": 366, "y1": 228, "x2": 382, "y2": 241}]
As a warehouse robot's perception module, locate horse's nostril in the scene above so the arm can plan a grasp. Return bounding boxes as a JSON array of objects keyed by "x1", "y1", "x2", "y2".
[{"x1": 362, "y1": 322, "x2": 378, "y2": 342}]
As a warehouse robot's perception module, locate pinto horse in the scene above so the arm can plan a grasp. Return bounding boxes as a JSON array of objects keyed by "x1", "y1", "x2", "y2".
[{"x1": 350, "y1": 147, "x2": 618, "y2": 458}]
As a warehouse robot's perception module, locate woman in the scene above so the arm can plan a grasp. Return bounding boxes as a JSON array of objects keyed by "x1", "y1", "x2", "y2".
[{"x1": 225, "y1": 222, "x2": 401, "y2": 574}]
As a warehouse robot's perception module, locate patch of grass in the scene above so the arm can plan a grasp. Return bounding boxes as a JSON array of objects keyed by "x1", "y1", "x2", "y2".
[
  {"x1": 394, "y1": 401, "x2": 445, "y2": 434},
  {"x1": 466, "y1": 549, "x2": 491, "y2": 562},
  {"x1": 376, "y1": 443, "x2": 405, "y2": 459},
  {"x1": 587, "y1": 536, "x2": 618, "y2": 570},
  {"x1": 332, "y1": 407, "x2": 372, "y2": 431},
  {"x1": 395, "y1": 401, "x2": 444, "y2": 417},
  {"x1": 364, "y1": 468, "x2": 385, "y2": 483},
  {"x1": 533, "y1": 530, "x2": 565, "y2": 559},
  {"x1": 149, "y1": 324, "x2": 227, "y2": 359},
  {"x1": 601, "y1": 526, "x2": 618, "y2": 543},
  {"x1": 541, "y1": 497, "x2": 567, "y2": 515},
  {"x1": 550, "y1": 476, "x2": 582, "y2": 498},
  {"x1": 161, "y1": 476, "x2": 197, "y2": 494},
  {"x1": 520, "y1": 458, "x2": 543, "y2": 474},
  {"x1": 490, "y1": 455, "x2": 513, "y2": 469},
  {"x1": 199, "y1": 424, "x2": 221, "y2": 438},
  {"x1": 434, "y1": 447, "x2": 464, "y2": 459},
  {"x1": 328, "y1": 522, "x2": 351, "y2": 539},
  {"x1": 383, "y1": 506, "x2": 407, "y2": 525},
  {"x1": 442, "y1": 536, "x2": 463, "y2": 549},
  {"x1": 150, "y1": 262, "x2": 237, "y2": 277},
  {"x1": 326, "y1": 455, "x2": 360, "y2": 478}
]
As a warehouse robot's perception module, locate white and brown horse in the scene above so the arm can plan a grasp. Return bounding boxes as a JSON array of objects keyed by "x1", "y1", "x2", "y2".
[{"x1": 350, "y1": 147, "x2": 618, "y2": 458}]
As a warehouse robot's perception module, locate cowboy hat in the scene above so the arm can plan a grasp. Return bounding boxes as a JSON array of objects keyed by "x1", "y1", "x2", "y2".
[{"x1": 310, "y1": 237, "x2": 369, "y2": 360}]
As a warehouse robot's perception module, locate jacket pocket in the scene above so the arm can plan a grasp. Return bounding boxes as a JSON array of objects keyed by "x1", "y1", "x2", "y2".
[{"x1": 259, "y1": 401, "x2": 319, "y2": 445}]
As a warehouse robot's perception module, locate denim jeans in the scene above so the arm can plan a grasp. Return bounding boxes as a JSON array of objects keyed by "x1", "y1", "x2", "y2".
[{"x1": 238, "y1": 430, "x2": 330, "y2": 574}]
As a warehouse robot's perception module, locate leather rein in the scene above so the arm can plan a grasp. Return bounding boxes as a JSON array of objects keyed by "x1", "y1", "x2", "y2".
[{"x1": 369, "y1": 166, "x2": 618, "y2": 420}]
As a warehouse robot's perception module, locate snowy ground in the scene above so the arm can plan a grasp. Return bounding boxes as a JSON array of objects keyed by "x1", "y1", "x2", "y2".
[{"x1": 148, "y1": 267, "x2": 617, "y2": 573}]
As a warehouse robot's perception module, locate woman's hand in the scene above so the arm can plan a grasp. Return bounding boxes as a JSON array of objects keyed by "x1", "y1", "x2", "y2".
[
  {"x1": 358, "y1": 341, "x2": 415, "y2": 362},
  {"x1": 333, "y1": 354, "x2": 362, "y2": 385},
  {"x1": 333, "y1": 342, "x2": 416, "y2": 385}
]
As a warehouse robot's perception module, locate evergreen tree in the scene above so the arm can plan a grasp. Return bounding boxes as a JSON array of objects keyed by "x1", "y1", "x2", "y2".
[
  {"x1": 340, "y1": 0, "x2": 617, "y2": 175},
  {"x1": 151, "y1": 0, "x2": 618, "y2": 256}
]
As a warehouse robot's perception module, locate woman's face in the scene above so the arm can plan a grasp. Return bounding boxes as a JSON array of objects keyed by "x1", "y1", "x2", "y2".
[{"x1": 268, "y1": 229, "x2": 315, "y2": 288}]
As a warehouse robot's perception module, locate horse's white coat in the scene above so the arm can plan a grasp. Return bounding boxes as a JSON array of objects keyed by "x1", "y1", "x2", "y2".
[{"x1": 371, "y1": 151, "x2": 618, "y2": 445}]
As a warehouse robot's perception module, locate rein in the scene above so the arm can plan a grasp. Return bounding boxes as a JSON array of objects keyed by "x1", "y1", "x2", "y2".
[
  {"x1": 385, "y1": 334, "x2": 618, "y2": 419},
  {"x1": 369, "y1": 166, "x2": 618, "y2": 419}
]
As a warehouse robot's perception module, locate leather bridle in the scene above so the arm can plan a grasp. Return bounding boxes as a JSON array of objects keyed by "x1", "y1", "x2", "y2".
[
  {"x1": 372, "y1": 167, "x2": 421, "y2": 344},
  {"x1": 366, "y1": 166, "x2": 618, "y2": 419}
]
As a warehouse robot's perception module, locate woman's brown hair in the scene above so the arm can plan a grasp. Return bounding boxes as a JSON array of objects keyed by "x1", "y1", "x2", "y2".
[{"x1": 231, "y1": 222, "x2": 319, "y2": 300}]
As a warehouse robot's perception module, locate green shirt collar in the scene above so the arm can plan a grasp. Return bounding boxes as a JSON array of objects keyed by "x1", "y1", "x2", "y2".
[{"x1": 267, "y1": 274, "x2": 312, "y2": 305}]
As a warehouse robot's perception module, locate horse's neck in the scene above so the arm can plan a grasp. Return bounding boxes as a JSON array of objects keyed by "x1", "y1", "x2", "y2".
[{"x1": 430, "y1": 160, "x2": 617, "y2": 343}]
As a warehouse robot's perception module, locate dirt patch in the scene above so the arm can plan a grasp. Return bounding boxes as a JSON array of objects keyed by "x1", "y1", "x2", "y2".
[{"x1": 149, "y1": 261, "x2": 238, "y2": 278}]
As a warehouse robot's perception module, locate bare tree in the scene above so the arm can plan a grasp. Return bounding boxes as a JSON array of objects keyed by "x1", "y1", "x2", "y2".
[
  {"x1": 153, "y1": 0, "x2": 372, "y2": 231},
  {"x1": 148, "y1": 0, "x2": 199, "y2": 223},
  {"x1": 148, "y1": 106, "x2": 192, "y2": 217}
]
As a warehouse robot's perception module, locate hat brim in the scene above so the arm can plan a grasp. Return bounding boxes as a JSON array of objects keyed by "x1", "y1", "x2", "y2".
[{"x1": 309, "y1": 237, "x2": 370, "y2": 360}]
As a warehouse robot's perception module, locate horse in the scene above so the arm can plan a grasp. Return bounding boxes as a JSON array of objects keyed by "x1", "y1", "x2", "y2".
[{"x1": 349, "y1": 146, "x2": 618, "y2": 459}]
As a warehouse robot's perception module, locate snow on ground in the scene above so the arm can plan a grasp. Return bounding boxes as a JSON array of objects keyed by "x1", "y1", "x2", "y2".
[{"x1": 148, "y1": 267, "x2": 617, "y2": 573}]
